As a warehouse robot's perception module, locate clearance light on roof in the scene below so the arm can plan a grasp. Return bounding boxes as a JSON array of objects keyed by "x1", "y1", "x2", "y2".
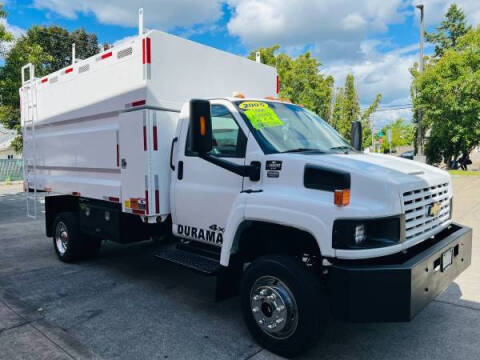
[
  {"x1": 233, "y1": 92, "x2": 245, "y2": 99},
  {"x1": 334, "y1": 189, "x2": 350, "y2": 207}
]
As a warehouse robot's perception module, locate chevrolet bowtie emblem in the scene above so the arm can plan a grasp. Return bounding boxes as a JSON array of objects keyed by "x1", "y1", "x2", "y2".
[{"x1": 427, "y1": 202, "x2": 441, "y2": 217}]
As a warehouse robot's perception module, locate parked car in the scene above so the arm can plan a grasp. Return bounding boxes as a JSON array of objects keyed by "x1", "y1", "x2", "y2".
[{"x1": 400, "y1": 150, "x2": 414, "y2": 160}]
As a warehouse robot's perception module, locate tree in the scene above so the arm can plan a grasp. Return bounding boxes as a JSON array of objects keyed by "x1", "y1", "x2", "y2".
[
  {"x1": 414, "y1": 26, "x2": 480, "y2": 166},
  {"x1": 425, "y1": 4, "x2": 471, "y2": 57},
  {"x1": 331, "y1": 88, "x2": 344, "y2": 131},
  {"x1": 331, "y1": 74, "x2": 381, "y2": 145},
  {"x1": 0, "y1": 26, "x2": 100, "y2": 152},
  {"x1": 360, "y1": 93, "x2": 382, "y2": 148},
  {"x1": 0, "y1": 3, "x2": 14, "y2": 56},
  {"x1": 247, "y1": 46, "x2": 334, "y2": 121},
  {"x1": 379, "y1": 118, "x2": 415, "y2": 152}
]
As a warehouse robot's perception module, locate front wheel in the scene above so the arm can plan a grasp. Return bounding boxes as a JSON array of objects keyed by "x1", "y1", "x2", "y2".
[{"x1": 241, "y1": 255, "x2": 327, "y2": 358}]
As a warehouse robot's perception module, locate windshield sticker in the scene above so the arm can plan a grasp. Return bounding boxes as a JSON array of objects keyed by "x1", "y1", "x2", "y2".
[{"x1": 239, "y1": 101, "x2": 284, "y2": 130}]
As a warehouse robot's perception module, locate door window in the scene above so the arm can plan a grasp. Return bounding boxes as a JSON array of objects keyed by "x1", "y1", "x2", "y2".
[{"x1": 186, "y1": 104, "x2": 247, "y2": 158}]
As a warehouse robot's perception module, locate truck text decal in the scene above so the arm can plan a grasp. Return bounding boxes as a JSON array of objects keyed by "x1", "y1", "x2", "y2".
[{"x1": 177, "y1": 224, "x2": 223, "y2": 245}]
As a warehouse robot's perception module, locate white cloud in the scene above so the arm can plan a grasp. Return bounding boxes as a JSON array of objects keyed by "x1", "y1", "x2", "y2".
[
  {"x1": 33, "y1": 0, "x2": 224, "y2": 30},
  {"x1": 227, "y1": 0, "x2": 409, "y2": 61},
  {"x1": 0, "y1": 18, "x2": 26, "y2": 60},
  {"x1": 0, "y1": 18, "x2": 26, "y2": 38},
  {"x1": 325, "y1": 43, "x2": 416, "y2": 105}
]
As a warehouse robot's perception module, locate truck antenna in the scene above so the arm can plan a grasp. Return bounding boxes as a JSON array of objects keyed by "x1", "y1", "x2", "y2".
[{"x1": 139, "y1": 8, "x2": 144, "y2": 36}]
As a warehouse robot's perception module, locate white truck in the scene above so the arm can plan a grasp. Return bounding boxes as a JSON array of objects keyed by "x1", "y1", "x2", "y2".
[{"x1": 20, "y1": 16, "x2": 472, "y2": 358}]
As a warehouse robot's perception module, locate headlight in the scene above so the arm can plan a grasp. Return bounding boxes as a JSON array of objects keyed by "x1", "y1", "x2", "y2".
[{"x1": 333, "y1": 216, "x2": 404, "y2": 250}]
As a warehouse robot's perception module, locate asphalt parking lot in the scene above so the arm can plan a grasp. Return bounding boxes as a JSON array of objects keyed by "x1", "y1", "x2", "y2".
[{"x1": 1, "y1": 176, "x2": 480, "y2": 360}]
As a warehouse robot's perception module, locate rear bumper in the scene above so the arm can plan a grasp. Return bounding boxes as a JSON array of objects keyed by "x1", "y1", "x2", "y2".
[{"x1": 328, "y1": 223, "x2": 472, "y2": 322}]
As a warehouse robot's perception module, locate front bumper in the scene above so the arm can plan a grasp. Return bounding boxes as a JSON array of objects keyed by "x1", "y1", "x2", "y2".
[{"x1": 328, "y1": 223, "x2": 472, "y2": 322}]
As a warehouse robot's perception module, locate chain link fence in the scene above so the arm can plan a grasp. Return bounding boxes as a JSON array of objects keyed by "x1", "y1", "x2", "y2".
[{"x1": 0, "y1": 159, "x2": 23, "y2": 182}]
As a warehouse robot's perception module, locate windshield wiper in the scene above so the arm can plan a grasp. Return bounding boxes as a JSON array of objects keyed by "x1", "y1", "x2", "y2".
[
  {"x1": 330, "y1": 145, "x2": 354, "y2": 153},
  {"x1": 281, "y1": 148, "x2": 326, "y2": 154}
]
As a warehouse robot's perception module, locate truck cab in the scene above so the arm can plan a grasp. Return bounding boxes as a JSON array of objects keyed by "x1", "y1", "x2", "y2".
[{"x1": 165, "y1": 97, "x2": 472, "y2": 356}]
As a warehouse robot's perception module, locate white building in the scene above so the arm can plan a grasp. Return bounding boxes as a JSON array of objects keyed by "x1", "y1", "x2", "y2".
[{"x1": 0, "y1": 126, "x2": 20, "y2": 159}]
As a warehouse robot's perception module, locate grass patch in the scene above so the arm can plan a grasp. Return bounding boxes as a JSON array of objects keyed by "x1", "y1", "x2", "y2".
[{"x1": 448, "y1": 170, "x2": 480, "y2": 176}]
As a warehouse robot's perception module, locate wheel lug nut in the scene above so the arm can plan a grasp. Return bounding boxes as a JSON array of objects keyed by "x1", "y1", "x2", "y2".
[
  {"x1": 258, "y1": 319, "x2": 265, "y2": 325},
  {"x1": 253, "y1": 295, "x2": 261, "y2": 301},
  {"x1": 252, "y1": 306, "x2": 259, "y2": 313},
  {"x1": 276, "y1": 305, "x2": 285, "y2": 312},
  {"x1": 276, "y1": 318, "x2": 284, "y2": 324},
  {"x1": 260, "y1": 289, "x2": 268, "y2": 296}
]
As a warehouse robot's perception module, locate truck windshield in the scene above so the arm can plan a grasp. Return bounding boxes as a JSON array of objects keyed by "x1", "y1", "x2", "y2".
[{"x1": 234, "y1": 101, "x2": 354, "y2": 154}]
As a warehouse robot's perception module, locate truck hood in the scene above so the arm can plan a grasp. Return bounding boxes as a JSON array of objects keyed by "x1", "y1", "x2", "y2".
[
  {"x1": 302, "y1": 152, "x2": 450, "y2": 189},
  {"x1": 273, "y1": 152, "x2": 451, "y2": 217}
]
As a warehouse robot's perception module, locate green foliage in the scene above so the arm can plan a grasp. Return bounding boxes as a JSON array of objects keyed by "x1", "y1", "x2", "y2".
[
  {"x1": 414, "y1": 26, "x2": 480, "y2": 167},
  {"x1": 0, "y1": 3, "x2": 14, "y2": 55},
  {"x1": 247, "y1": 46, "x2": 334, "y2": 121},
  {"x1": 425, "y1": 4, "x2": 471, "y2": 58},
  {"x1": 379, "y1": 118, "x2": 415, "y2": 152},
  {"x1": 0, "y1": 26, "x2": 100, "y2": 152}
]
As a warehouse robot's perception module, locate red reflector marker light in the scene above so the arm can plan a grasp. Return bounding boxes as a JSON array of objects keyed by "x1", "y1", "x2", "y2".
[
  {"x1": 276, "y1": 75, "x2": 279, "y2": 94},
  {"x1": 155, "y1": 190, "x2": 160, "y2": 213},
  {"x1": 145, "y1": 190, "x2": 149, "y2": 214},
  {"x1": 41, "y1": 78, "x2": 48, "y2": 83},
  {"x1": 132, "y1": 99, "x2": 146, "y2": 107},
  {"x1": 153, "y1": 125, "x2": 158, "y2": 150},
  {"x1": 101, "y1": 51, "x2": 112, "y2": 60},
  {"x1": 72, "y1": 192, "x2": 81, "y2": 197},
  {"x1": 108, "y1": 197, "x2": 120, "y2": 203},
  {"x1": 146, "y1": 37, "x2": 151, "y2": 64},
  {"x1": 65, "y1": 68, "x2": 73, "y2": 74}
]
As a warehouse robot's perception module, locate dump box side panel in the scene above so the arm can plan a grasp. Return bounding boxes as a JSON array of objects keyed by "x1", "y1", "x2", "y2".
[
  {"x1": 147, "y1": 31, "x2": 278, "y2": 110},
  {"x1": 27, "y1": 112, "x2": 121, "y2": 200},
  {"x1": 35, "y1": 39, "x2": 145, "y2": 125}
]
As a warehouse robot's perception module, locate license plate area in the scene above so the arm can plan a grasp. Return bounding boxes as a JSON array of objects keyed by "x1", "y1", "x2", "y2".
[{"x1": 441, "y1": 247, "x2": 454, "y2": 271}]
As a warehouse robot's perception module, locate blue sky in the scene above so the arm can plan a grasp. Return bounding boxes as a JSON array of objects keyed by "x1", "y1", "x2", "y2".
[{"x1": 1, "y1": 0, "x2": 479, "y2": 128}]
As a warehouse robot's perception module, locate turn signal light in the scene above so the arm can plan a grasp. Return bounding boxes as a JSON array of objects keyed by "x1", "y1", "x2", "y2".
[
  {"x1": 334, "y1": 189, "x2": 350, "y2": 206},
  {"x1": 200, "y1": 116, "x2": 206, "y2": 136}
]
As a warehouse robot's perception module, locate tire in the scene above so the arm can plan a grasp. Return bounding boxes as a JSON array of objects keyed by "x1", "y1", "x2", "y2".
[
  {"x1": 241, "y1": 255, "x2": 327, "y2": 358},
  {"x1": 52, "y1": 212, "x2": 101, "y2": 262}
]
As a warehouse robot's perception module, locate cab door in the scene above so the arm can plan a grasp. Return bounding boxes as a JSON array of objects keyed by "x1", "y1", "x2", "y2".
[{"x1": 171, "y1": 100, "x2": 249, "y2": 246}]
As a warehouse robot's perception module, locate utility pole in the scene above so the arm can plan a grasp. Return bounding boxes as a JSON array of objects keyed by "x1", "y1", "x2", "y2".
[{"x1": 416, "y1": 4, "x2": 424, "y2": 158}]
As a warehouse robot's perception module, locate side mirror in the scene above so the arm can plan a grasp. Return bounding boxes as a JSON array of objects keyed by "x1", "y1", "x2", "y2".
[
  {"x1": 351, "y1": 120, "x2": 362, "y2": 151},
  {"x1": 189, "y1": 99, "x2": 212, "y2": 154}
]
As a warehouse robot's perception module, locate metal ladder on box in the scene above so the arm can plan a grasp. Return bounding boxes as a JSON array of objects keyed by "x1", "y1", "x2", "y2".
[{"x1": 21, "y1": 64, "x2": 38, "y2": 219}]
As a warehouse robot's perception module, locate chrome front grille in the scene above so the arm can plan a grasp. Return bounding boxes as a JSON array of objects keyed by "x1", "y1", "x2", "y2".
[{"x1": 403, "y1": 182, "x2": 451, "y2": 240}]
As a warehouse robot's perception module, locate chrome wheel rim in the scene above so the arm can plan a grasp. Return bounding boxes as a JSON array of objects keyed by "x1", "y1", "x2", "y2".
[
  {"x1": 55, "y1": 221, "x2": 69, "y2": 255},
  {"x1": 250, "y1": 275, "x2": 298, "y2": 339}
]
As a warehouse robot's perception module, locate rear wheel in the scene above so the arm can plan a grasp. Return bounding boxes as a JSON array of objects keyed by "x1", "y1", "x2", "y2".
[
  {"x1": 241, "y1": 255, "x2": 327, "y2": 358},
  {"x1": 53, "y1": 212, "x2": 101, "y2": 262}
]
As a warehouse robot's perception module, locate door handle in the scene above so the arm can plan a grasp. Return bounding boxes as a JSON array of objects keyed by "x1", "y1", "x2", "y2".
[{"x1": 170, "y1": 137, "x2": 178, "y2": 171}]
